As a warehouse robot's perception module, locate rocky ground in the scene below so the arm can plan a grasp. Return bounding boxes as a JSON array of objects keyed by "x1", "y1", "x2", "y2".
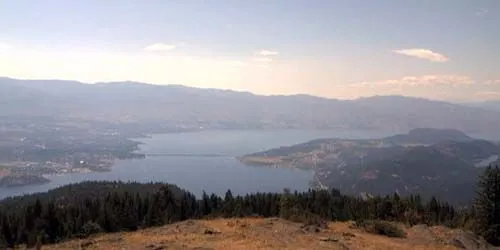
[{"x1": 37, "y1": 218, "x2": 498, "y2": 250}]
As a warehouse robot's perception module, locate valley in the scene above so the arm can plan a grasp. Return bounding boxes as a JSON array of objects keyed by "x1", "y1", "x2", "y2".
[
  {"x1": 1, "y1": 2, "x2": 499, "y2": 248},
  {"x1": 3, "y1": 77, "x2": 500, "y2": 204}
]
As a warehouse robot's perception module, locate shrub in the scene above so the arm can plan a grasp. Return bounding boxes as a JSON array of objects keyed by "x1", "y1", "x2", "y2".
[
  {"x1": 80, "y1": 221, "x2": 103, "y2": 238},
  {"x1": 355, "y1": 220, "x2": 406, "y2": 238},
  {"x1": 286, "y1": 209, "x2": 328, "y2": 229}
]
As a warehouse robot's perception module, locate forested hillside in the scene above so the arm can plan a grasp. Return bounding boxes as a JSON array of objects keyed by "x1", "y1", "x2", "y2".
[
  {"x1": 0, "y1": 166, "x2": 499, "y2": 248},
  {"x1": 240, "y1": 128, "x2": 500, "y2": 204}
]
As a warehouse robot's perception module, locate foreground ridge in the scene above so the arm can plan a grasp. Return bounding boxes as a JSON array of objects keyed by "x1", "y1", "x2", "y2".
[{"x1": 43, "y1": 218, "x2": 492, "y2": 250}]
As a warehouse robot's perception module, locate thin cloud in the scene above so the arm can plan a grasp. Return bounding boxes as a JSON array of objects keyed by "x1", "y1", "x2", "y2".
[
  {"x1": 252, "y1": 57, "x2": 273, "y2": 63},
  {"x1": 485, "y1": 79, "x2": 500, "y2": 85},
  {"x1": 393, "y1": 48, "x2": 449, "y2": 62},
  {"x1": 352, "y1": 75, "x2": 474, "y2": 87},
  {"x1": 222, "y1": 60, "x2": 249, "y2": 67},
  {"x1": 144, "y1": 43, "x2": 176, "y2": 51},
  {"x1": 256, "y1": 50, "x2": 279, "y2": 56}
]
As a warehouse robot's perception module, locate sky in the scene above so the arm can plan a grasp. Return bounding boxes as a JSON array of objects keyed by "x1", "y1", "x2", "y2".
[{"x1": 0, "y1": 0, "x2": 499, "y2": 102}]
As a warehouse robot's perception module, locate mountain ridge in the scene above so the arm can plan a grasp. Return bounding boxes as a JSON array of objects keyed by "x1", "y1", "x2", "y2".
[{"x1": 2, "y1": 77, "x2": 500, "y2": 134}]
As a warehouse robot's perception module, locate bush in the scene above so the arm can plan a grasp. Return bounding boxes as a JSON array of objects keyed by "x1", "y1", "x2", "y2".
[
  {"x1": 303, "y1": 213, "x2": 328, "y2": 229},
  {"x1": 80, "y1": 221, "x2": 103, "y2": 238},
  {"x1": 355, "y1": 220, "x2": 406, "y2": 238},
  {"x1": 286, "y1": 209, "x2": 328, "y2": 229}
]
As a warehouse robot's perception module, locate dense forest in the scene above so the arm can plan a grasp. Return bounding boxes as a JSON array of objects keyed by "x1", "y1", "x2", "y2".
[{"x1": 0, "y1": 167, "x2": 499, "y2": 248}]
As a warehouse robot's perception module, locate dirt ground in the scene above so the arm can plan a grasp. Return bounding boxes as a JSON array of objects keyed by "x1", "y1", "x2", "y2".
[{"x1": 41, "y1": 218, "x2": 495, "y2": 250}]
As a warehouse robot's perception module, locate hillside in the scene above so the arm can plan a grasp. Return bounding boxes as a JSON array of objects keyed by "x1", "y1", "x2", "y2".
[
  {"x1": 385, "y1": 128, "x2": 473, "y2": 145},
  {"x1": 0, "y1": 181, "x2": 186, "y2": 209},
  {"x1": 42, "y1": 218, "x2": 495, "y2": 250},
  {"x1": 3, "y1": 77, "x2": 500, "y2": 133},
  {"x1": 239, "y1": 128, "x2": 500, "y2": 204},
  {"x1": 0, "y1": 180, "x2": 479, "y2": 248}
]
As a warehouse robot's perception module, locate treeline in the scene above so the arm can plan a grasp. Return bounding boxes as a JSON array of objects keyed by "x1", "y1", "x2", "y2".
[{"x1": 0, "y1": 166, "x2": 499, "y2": 248}]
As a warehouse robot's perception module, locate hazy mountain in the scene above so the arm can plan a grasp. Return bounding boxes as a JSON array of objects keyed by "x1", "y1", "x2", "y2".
[
  {"x1": 3, "y1": 77, "x2": 500, "y2": 134},
  {"x1": 385, "y1": 128, "x2": 473, "y2": 145},
  {"x1": 464, "y1": 101, "x2": 500, "y2": 112},
  {"x1": 0, "y1": 78, "x2": 62, "y2": 116}
]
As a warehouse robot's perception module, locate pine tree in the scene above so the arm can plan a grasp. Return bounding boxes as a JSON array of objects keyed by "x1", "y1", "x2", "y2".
[
  {"x1": 474, "y1": 165, "x2": 500, "y2": 245},
  {"x1": 44, "y1": 202, "x2": 60, "y2": 243},
  {"x1": 1, "y1": 215, "x2": 14, "y2": 248},
  {"x1": 0, "y1": 180, "x2": 465, "y2": 247},
  {"x1": 200, "y1": 192, "x2": 212, "y2": 216},
  {"x1": 145, "y1": 194, "x2": 162, "y2": 227},
  {"x1": 222, "y1": 190, "x2": 234, "y2": 217},
  {"x1": 426, "y1": 196, "x2": 440, "y2": 225},
  {"x1": 279, "y1": 188, "x2": 292, "y2": 219}
]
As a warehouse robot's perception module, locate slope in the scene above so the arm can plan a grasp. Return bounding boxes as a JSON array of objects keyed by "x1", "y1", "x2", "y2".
[
  {"x1": 43, "y1": 218, "x2": 493, "y2": 250},
  {"x1": 240, "y1": 128, "x2": 498, "y2": 204}
]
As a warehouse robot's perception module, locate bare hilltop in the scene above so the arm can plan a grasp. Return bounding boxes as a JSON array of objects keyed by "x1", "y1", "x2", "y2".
[{"x1": 42, "y1": 218, "x2": 495, "y2": 250}]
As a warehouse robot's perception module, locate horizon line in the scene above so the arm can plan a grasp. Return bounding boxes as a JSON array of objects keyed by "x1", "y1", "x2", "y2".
[{"x1": 0, "y1": 75, "x2": 458, "y2": 103}]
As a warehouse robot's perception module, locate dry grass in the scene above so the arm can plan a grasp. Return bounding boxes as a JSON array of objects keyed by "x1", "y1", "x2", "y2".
[{"x1": 40, "y1": 218, "x2": 488, "y2": 250}]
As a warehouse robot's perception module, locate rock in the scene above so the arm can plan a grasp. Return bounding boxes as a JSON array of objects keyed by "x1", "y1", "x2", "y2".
[
  {"x1": 204, "y1": 228, "x2": 221, "y2": 235},
  {"x1": 447, "y1": 239, "x2": 466, "y2": 249},
  {"x1": 338, "y1": 243, "x2": 350, "y2": 250},
  {"x1": 80, "y1": 240, "x2": 94, "y2": 249},
  {"x1": 300, "y1": 221, "x2": 328, "y2": 233},
  {"x1": 300, "y1": 225, "x2": 322, "y2": 233},
  {"x1": 449, "y1": 230, "x2": 491, "y2": 250},
  {"x1": 146, "y1": 243, "x2": 166, "y2": 250},
  {"x1": 320, "y1": 236, "x2": 339, "y2": 242},
  {"x1": 342, "y1": 232, "x2": 356, "y2": 238}
]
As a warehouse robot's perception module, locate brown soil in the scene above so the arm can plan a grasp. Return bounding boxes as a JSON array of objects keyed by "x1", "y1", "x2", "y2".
[{"x1": 40, "y1": 218, "x2": 496, "y2": 250}]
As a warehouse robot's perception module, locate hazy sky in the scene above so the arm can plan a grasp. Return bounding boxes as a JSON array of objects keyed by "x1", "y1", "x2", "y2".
[{"x1": 0, "y1": 0, "x2": 499, "y2": 101}]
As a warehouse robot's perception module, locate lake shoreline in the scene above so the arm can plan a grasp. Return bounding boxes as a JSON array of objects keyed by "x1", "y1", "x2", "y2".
[{"x1": 0, "y1": 129, "x2": 391, "y2": 200}]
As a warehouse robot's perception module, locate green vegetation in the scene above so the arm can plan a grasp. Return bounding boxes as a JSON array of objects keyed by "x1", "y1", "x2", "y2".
[
  {"x1": 0, "y1": 166, "x2": 499, "y2": 248},
  {"x1": 354, "y1": 220, "x2": 406, "y2": 238},
  {"x1": 474, "y1": 166, "x2": 500, "y2": 245},
  {"x1": 0, "y1": 183, "x2": 457, "y2": 248}
]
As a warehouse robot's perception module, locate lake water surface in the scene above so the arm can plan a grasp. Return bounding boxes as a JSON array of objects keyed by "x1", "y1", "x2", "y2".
[{"x1": 0, "y1": 129, "x2": 391, "y2": 199}]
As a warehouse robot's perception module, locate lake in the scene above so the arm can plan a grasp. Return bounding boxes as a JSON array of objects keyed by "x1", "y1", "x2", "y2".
[{"x1": 0, "y1": 129, "x2": 391, "y2": 199}]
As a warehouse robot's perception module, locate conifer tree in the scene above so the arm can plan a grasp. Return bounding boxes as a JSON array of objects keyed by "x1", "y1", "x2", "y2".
[
  {"x1": 474, "y1": 165, "x2": 500, "y2": 245},
  {"x1": 279, "y1": 188, "x2": 292, "y2": 219}
]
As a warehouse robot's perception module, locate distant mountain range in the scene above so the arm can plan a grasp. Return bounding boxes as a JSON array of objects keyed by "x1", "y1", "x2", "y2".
[
  {"x1": 463, "y1": 101, "x2": 500, "y2": 112},
  {"x1": 239, "y1": 128, "x2": 500, "y2": 204},
  {"x1": 3, "y1": 77, "x2": 500, "y2": 135}
]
